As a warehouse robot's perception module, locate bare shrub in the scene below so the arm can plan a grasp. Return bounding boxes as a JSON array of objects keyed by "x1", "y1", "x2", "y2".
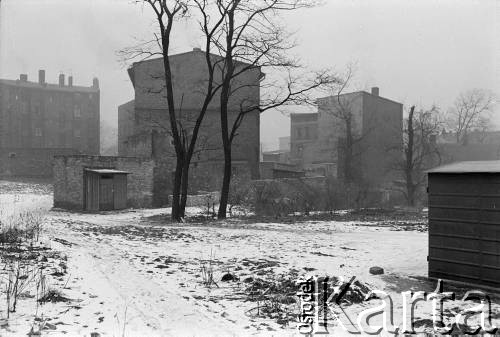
[
  {"x1": 4, "y1": 262, "x2": 38, "y2": 316},
  {"x1": 0, "y1": 210, "x2": 45, "y2": 248},
  {"x1": 228, "y1": 175, "x2": 254, "y2": 217},
  {"x1": 253, "y1": 179, "x2": 328, "y2": 217},
  {"x1": 204, "y1": 194, "x2": 217, "y2": 219},
  {"x1": 38, "y1": 289, "x2": 70, "y2": 304},
  {"x1": 199, "y1": 251, "x2": 219, "y2": 288},
  {"x1": 245, "y1": 271, "x2": 299, "y2": 326}
]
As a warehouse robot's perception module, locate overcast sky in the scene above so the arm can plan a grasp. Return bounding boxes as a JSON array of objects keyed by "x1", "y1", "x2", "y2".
[{"x1": 0, "y1": 0, "x2": 498, "y2": 150}]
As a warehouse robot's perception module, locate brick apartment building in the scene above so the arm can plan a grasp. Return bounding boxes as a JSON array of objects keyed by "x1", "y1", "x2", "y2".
[
  {"x1": 118, "y1": 48, "x2": 262, "y2": 201},
  {"x1": 0, "y1": 70, "x2": 100, "y2": 176},
  {"x1": 290, "y1": 87, "x2": 403, "y2": 188}
]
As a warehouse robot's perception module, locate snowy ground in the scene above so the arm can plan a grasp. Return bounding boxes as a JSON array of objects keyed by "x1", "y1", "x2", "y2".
[{"x1": 0, "y1": 179, "x2": 499, "y2": 336}]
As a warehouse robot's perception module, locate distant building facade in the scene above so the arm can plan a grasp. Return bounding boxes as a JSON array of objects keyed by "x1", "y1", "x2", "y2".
[
  {"x1": 262, "y1": 150, "x2": 290, "y2": 163},
  {"x1": 278, "y1": 136, "x2": 290, "y2": 151},
  {"x1": 290, "y1": 87, "x2": 403, "y2": 187},
  {"x1": 0, "y1": 70, "x2": 100, "y2": 176},
  {"x1": 118, "y1": 49, "x2": 262, "y2": 199},
  {"x1": 436, "y1": 130, "x2": 500, "y2": 165}
]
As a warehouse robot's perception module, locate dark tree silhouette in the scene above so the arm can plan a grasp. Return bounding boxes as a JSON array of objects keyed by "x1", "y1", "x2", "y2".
[
  {"x1": 121, "y1": 0, "x2": 226, "y2": 221},
  {"x1": 394, "y1": 105, "x2": 443, "y2": 206},
  {"x1": 210, "y1": 0, "x2": 338, "y2": 218}
]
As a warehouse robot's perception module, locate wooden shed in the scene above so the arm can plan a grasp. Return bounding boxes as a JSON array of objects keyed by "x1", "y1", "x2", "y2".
[
  {"x1": 427, "y1": 161, "x2": 500, "y2": 288},
  {"x1": 83, "y1": 168, "x2": 129, "y2": 211}
]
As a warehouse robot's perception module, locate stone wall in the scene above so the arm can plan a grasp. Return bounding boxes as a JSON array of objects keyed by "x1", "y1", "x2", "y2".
[
  {"x1": 53, "y1": 155, "x2": 155, "y2": 210},
  {"x1": 184, "y1": 161, "x2": 251, "y2": 195}
]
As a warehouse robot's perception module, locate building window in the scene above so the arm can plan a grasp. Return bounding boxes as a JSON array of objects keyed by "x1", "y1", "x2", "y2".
[
  {"x1": 74, "y1": 129, "x2": 81, "y2": 138},
  {"x1": 74, "y1": 106, "x2": 81, "y2": 118},
  {"x1": 21, "y1": 102, "x2": 28, "y2": 114},
  {"x1": 34, "y1": 128, "x2": 42, "y2": 137},
  {"x1": 297, "y1": 127, "x2": 303, "y2": 140},
  {"x1": 32, "y1": 104, "x2": 40, "y2": 114}
]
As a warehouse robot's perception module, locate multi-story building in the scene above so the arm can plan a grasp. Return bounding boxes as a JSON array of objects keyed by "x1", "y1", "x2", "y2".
[
  {"x1": 0, "y1": 70, "x2": 100, "y2": 176},
  {"x1": 118, "y1": 48, "x2": 262, "y2": 197},
  {"x1": 289, "y1": 112, "x2": 319, "y2": 166},
  {"x1": 290, "y1": 87, "x2": 403, "y2": 187},
  {"x1": 278, "y1": 136, "x2": 290, "y2": 151}
]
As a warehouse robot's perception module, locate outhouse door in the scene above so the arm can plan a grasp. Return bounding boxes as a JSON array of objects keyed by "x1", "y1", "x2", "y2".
[
  {"x1": 84, "y1": 169, "x2": 129, "y2": 211},
  {"x1": 113, "y1": 174, "x2": 127, "y2": 209},
  {"x1": 99, "y1": 174, "x2": 115, "y2": 211}
]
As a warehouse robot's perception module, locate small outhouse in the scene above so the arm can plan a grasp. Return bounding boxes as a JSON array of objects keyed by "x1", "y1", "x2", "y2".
[
  {"x1": 83, "y1": 168, "x2": 129, "y2": 211},
  {"x1": 427, "y1": 161, "x2": 500, "y2": 288}
]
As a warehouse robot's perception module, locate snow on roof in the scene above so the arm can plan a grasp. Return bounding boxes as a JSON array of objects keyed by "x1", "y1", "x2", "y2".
[
  {"x1": 428, "y1": 160, "x2": 500, "y2": 174},
  {"x1": 85, "y1": 169, "x2": 129, "y2": 174}
]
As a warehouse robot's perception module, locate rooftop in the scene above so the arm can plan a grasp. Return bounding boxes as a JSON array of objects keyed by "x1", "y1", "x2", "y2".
[
  {"x1": 316, "y1": 88, "x2": 402, "y2": 106},
  {"x1": 0, "y1": 78, "x2": 99, "y2": 93},
  {"x1": 290, "y1": 112, "x2": 318, "y2": 121},
  {"x1": 127, "y1": 48, "x2": 264, "y2": 87},
  {"x1": 428, "y1": 160, "x2": 500, "y2": 174}
]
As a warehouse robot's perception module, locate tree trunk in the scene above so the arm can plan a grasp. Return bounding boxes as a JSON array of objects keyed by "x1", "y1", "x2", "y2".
[
  {"x1": 405, "y1": 106, "x2": 415, "y2": 207},
  {"x1": 218, "y1": 146, "x2": 231, "y2": 219},
  {"x1": 344, "y1": 117, "x2": 353, "y2": 183},
  {"x1": 171, "y1": 157, "x2": 183, "y2": 221},
  {"x1": 218, "y1": 84, "x2": 232, "y2": 219},
  {"x1": 179, "y1": 159, "x2": 191, "y2": 218},
  {"x1": 405, "y1": 174, "x2": 415, "y2": 207},
  {"x1": 217, "y1": 6, "x2": 235, "y2": 220}
]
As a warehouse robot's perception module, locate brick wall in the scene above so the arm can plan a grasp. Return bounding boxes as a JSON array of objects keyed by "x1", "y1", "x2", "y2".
[
  {"x1": 0, "y1": 148, "x2": 77, "y2": 177},
  {"x1": 0, "y1": 77, "x2": 100, "y2": 155},
  {"x1": 53, "y1": 155, "x2": 155, "y2": 210}
]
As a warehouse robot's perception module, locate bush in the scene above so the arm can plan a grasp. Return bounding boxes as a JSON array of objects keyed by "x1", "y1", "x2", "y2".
[
  {"x1": 0, "y1": 210, "x2": 44, "y2": 247},
  {"x1": 252, "y1": 178, "x2": 328, "y2": 217}
]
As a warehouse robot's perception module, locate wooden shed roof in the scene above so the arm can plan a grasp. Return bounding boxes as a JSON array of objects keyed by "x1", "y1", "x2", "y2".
[
  {"x1": 428, "y1": 160, "x2": 500, "y2": 174},
  {"x1": 85, "y1": 169, "x2": 129, "y2": 174}
]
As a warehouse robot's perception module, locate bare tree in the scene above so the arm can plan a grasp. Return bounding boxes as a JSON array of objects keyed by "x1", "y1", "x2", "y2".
[
  {"x1": 394, "y1": 105, "x2": 443, "y2": 206},
  {"x1": 121, "y1": 0, "x2": 226, "y2": 221},
  {"x1": 448, "y1": 89, "x2": 494, "y2": 145},
  {"x1": 210, "y1": 0, "x2": 339, "y2": 219},
  {"x1": 320, "y1": 65, "x2": 365, "y2": 185}
]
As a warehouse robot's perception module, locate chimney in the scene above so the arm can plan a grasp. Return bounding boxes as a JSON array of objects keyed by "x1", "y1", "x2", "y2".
[
  {"x1": 59, "y1": 73, "x2": 65, "y2": 86},
  {"x1": 371, "y1": 87, "x2": 379, "y2": 96},
  {"x1": 68, "y1": 76, "x2": 73, "y2": 87},
  {"x1": 38, "y1": 70, "x2": 46, "y2": 85},
  {"x1": 19, "y1": 74, "x2": 28, "y2": 81},
  {"x1": 92, "y1": 77, "x2": 99, "y2": 89}
]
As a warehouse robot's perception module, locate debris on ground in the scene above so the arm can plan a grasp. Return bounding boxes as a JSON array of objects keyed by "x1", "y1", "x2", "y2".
[
  {"x1": 369, "y1": 266, "x2": 385, "y2": 275},
  {"x1": 221, "y1": 273, "x2": 238, "y2": 282}
]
